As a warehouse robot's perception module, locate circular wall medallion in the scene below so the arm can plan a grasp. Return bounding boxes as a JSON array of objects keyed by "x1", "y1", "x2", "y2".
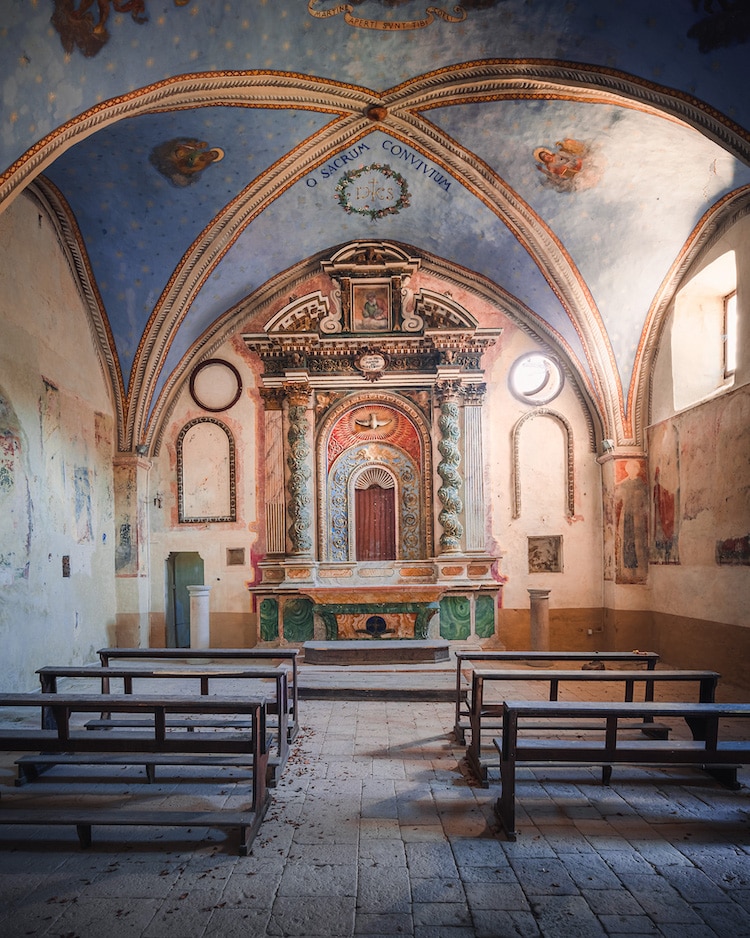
[
  {"x1": 189, "y1": 359, "x2": 242, "y2": 412},
  {"x1": 509, "y1": 353, "x2": 564, "y2": 405}
]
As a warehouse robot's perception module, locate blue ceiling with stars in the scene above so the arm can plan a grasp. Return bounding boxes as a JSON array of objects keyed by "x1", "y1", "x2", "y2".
[{"x1": 1, "y1": 0, "x2": 748, "y2": 448}]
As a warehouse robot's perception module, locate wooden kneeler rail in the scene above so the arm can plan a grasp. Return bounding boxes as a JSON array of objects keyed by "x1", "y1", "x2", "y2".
[{"x1": 0, "y1": 693, "x2": 271, "y2": 855}]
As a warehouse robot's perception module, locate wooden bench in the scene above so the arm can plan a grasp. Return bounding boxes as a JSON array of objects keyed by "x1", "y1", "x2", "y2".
[
  {"x1": 453, "y1": 650, "x2": 659, "y2": 745},
  {"x1": 493, "y1": 700, "x2": 750, "y2": 840},
  {"x1": 466, "y1": 668, "x2": 720, "y2": 786},
  {"x1": 35, "y1": 664, "x2": 289, "y2": 785},
  {"x1": 0, "y1": 692, "x2": 271, "y2": 855},
  {"x1": 97, "y1": 647, "x2": 300, "y2": 741}
]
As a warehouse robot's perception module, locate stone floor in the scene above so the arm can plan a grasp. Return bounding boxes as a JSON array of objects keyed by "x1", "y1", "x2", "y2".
[{"x1": 0, "y1": 660, "x2": 750, "y2": 937}]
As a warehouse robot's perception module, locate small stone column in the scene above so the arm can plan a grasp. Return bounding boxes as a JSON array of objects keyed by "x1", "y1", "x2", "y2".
[
  {"x1": 187, "y1": 584, "x2": 212, "y2": 648},
  {"x1": 528, "y1": 588, "x2": 551, "y2": 652}
]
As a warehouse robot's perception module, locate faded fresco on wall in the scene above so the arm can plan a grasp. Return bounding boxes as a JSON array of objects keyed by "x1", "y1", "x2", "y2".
[
  {"x1": 650, "y1": 422, "x2": 680, "y2": 564},
  {"x1": 0, "y1": 393, "x2": 31, "y2": 584},
  {"x1": 74, "y1": 467, "x2": 93, "y2": 543},
  {"x1": 716, "y1": 534, "x2": 750, "y2": 565},
  {"x1": 614, "y1": 457, "x2": 649, "y2": 584},
  {"x1": 528, "y1": 535, "x2": 563, "y2": 573}
]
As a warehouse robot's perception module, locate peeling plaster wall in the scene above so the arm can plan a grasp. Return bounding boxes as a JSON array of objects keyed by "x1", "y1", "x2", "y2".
[
  {"x1": 0, "y1": 193, "x2": 116, "y2": 690},
  {"x1": 648, "y1": 384, "x2": 750, "y2": 626}
]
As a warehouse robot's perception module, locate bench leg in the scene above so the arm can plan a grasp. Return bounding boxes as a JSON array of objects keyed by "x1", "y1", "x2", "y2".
[
  {"x1": 602, "y1": 765, "x2": 613, "y2": 785},
  {"x1": 145, "y1": 764, "x2": 155, "y2": 784},
  {"x1": 76, "y1": 824, "x2": 93, "y2": 849},
  {"x1": 494, "y1": 758, "x2": 517, "y2": 841},
  {"x1": 702, "y1": 764, "x2": 740, "y2": 790}
]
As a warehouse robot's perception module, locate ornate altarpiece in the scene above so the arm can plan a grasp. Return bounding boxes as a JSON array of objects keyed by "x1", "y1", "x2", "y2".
[{"x1": 243, "y1": 241, "x2": 502, "y2": 643}]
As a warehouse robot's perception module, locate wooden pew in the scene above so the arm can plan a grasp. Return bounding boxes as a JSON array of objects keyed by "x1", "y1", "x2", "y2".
[
  {"x1": 97, "y1": 647, "x2": 300, "y2": 742},
  {"x1": 493, "y1": 699, "x2": 750, "y2": 840},
  {"x1": 453, "y1": 650, "x2": 659, "y2": 745},
  {"x1": 466, "y1": 668, "x2": 720, "y2": 785},
  {"x1": 35, "y1": 664, "x2": 289, "y2": 785},
  {"x1": 0, "y1": 692, "x2": 270, "y2": 855}
]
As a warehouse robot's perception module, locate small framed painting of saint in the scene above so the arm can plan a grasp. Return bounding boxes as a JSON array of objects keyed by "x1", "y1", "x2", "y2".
[{"x1": 351, "y1": 282, "x2": 391, "y2": 332}]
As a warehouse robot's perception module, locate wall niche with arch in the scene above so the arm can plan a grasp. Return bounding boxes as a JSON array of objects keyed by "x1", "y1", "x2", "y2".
[{"x1": 177, "y1": 417, "x2": 236, "y2": 523}]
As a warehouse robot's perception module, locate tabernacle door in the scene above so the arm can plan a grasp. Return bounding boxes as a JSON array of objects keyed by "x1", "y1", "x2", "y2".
[{"x1": 356, "y1": 484, "x2": 396, "y2": 561}]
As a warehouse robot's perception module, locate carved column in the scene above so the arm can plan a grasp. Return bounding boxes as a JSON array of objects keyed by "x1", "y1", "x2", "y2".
[
  {"x1": 462, "y1": 382, "x2": 486, "y2": 553},
  {"x1": 284, "y1": 382, "x2": 314, "y2": 556},
  {"x1": 260, "y1": 388, "x2": 286, "y2": 556},
  {"x1": 435, "y1": 380, "x2": 464, "y2": 554}
]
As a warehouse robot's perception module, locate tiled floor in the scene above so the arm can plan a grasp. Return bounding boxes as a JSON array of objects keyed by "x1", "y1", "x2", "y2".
[{"x1": 0, "y1": 663, "x2": 749, "y2": 937}]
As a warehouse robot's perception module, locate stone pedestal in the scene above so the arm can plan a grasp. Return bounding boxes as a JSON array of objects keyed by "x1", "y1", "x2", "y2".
[
  {"x1": 528, "y1": 588, "x2": 551, "y2": 652},
  {"x1": 187, "y1": 584, "x2": 211, "y2": 648}
]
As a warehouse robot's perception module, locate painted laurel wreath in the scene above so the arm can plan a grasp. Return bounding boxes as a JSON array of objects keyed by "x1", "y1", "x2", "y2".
[{"x1": 335, "y1": 163, "x2": 411, "y2": 220}]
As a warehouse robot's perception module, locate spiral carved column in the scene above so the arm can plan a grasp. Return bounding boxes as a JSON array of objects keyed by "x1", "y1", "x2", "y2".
[
  {"x1": 435, "y1": 380, "x2": 464, "y2": 554},
  {"x1": 284, "y1": 383, "x2": 313, "y2": 556}
]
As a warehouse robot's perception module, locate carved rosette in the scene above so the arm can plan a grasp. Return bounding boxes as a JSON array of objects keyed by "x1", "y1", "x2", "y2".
[
  {"x1": 284, "y1": 384, "x2": 313, "y2": 555},
  {"x1": 435, "y1": 382, "x2": 463, "y2": 553}
]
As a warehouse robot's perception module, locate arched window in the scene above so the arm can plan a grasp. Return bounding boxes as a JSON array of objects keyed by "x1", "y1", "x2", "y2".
[{"x1": 671, "y1": 251, "x2": 736, "y2": 411}]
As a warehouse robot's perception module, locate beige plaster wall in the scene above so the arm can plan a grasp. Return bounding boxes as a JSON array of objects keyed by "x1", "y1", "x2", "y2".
[
  {"x1": 147, "y1": 339, "x2": 259, "y2": 648},
  {"x1": 484, "y1": 326, "x2": 604, "y2": 639},
  {"x1": 0, "y1": 193, "x2": 117, "y2": 689}
]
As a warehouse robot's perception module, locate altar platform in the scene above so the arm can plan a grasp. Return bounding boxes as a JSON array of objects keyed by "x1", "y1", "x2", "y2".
[{"x1": 302, "y1": 638, "x2": 450, "y2": 666}]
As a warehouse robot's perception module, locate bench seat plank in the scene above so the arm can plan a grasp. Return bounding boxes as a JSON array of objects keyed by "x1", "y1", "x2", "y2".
[
  {"x1": 14, "y1": 751, "x2": 268, "y2": 785},
  {"x1": 0, "y1": 806, "x2": 267, "y2": 855}
]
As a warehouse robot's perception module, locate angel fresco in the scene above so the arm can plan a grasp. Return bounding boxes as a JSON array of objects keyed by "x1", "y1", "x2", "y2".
[
  {"x1": 149, "y1": 139, "x2": 225, "y2": 188},
  {"x1": 533, "y1": 138, "x2": 588, "y2": 191},
  {"x1": 52, "y1": 0, "x2": 190, "y2": 57}
]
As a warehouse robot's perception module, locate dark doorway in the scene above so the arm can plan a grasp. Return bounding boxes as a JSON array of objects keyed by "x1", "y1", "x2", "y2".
[
  {"x1": 165, "y1": 551, "x2": 204, "y2": 647},
  {"x1": 356, "y1": 485, "x2": 396, "y2": 561}
]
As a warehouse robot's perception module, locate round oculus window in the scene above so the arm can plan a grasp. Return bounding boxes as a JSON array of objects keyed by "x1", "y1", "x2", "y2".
[
  {"x1": 509, "y1": 353, "x2": 563, "y2": 405},
  {"x1": 189, "y1": 359, "x2": 242, "y2": 412}
]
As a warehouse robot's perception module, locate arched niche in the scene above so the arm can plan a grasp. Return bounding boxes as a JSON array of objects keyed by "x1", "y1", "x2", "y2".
[
  {"x1": 316, "y1": 392, "x2": 433, "y2": 562},
  {"x1": 177, "y1": 417, "x2": 236, "y2": 523},
  {"x1": 512, "y1": 408, "x2": 575, "y2": 519}
]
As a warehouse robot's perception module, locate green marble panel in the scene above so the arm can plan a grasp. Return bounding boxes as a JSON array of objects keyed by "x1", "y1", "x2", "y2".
[
  {"x1": 439, "y1": 595, "x2": 471, "y2": 641},
  {"x1": 259, "y1": 597, "x2": 278, "y2": 642},
  {"x1": 282, "y1": 597, "x2": 314, "y2": 643},
  {"x1": 475, "y1": 593, "x2": 496, "y2": 638}
]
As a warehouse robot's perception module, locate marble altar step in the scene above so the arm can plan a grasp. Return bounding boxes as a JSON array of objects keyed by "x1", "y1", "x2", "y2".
[
  {"x1": 297, "y1": 660, "x2": 455, "y2": 702},
  {"x1": 302, "y1": 639, "x2": 450, "y2": 666}
]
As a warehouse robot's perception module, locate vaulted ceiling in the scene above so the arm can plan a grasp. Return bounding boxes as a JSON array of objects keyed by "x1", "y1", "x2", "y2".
[{"x1": 2, "y1": 1, "x2": 748, "y2": 451}]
